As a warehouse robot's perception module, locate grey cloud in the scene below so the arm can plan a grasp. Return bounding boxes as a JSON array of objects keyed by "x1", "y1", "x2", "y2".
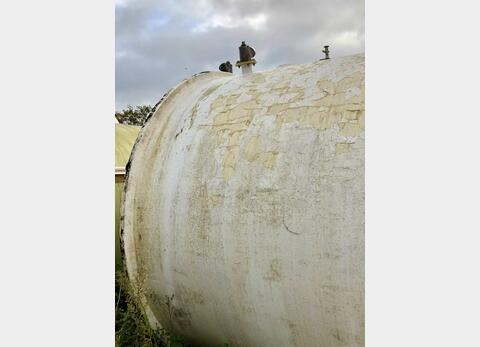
[{"x1": 116, "y1": 0, "x2": 364, "y2": 110}]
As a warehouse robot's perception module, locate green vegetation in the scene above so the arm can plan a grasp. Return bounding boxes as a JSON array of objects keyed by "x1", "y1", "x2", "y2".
[
  {"x1": 115, "y1": 270, "x2": 191, "y2": 347},
  {"x1": 115, "y1": 105, "x2": 154, "y2": 126}
]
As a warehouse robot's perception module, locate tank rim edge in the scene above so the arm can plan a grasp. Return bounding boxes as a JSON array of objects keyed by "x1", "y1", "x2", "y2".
[{"x1": 119, "y1": 70, "x2": 233, "y2": 333}]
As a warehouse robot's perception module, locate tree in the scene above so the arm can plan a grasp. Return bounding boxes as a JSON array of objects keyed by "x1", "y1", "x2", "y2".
[{"x1": 115, "y1": 105, "x2": 154, "y2": 126}]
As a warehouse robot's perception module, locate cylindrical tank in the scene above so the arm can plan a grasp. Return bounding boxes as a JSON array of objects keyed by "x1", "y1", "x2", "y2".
[
  {"x1": 122, "y1": 53, "x2": 364, "y2": 346},
  {"x1": 115, "y1": 123, "x2": 140, "y2": 270}
]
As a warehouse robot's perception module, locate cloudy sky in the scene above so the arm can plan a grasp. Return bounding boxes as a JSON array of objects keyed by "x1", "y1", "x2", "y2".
[{"x1": 115, "y1": 0, "x2": 364, "y2": 111}]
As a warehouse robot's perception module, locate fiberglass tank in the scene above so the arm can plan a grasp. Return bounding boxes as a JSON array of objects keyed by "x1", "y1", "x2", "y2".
[{"x1": 122, "y1": 53, "x2": 365, "y2": 347}]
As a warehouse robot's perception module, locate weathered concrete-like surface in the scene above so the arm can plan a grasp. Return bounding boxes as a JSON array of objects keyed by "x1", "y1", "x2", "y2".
[{"x1": 122, "y1": 53, "x2": 364, "y2": 346}]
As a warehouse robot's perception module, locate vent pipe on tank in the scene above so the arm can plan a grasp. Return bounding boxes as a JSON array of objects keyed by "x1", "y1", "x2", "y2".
[
  {"x1": 219, "y1": 61, "x2": 233, "y2": 73},
  {"x1": 322, "y1": 45, "x2": 330, "y2": 60},
  {"x1": 236, "y1": 41, "x2": 256, "y2": 75}
]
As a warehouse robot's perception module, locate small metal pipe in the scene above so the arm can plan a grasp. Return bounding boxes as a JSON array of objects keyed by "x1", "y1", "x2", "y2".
[
  {"x1": 236, "y1": 41, "x2": 256, "y2": 75},
  {"x1": 241, "y1": 64, "x2": 253, "y2": 75},
  {"x1": 219, "y1": 61, "x2": 233, "y2": 73},
  {"x1": 322, "y1": 45, "x2": 330, "y2": 60}
]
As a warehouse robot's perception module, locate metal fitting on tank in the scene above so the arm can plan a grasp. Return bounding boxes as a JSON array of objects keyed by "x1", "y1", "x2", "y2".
[
  {"x1": 322, "y1": 45, "x2": 330, "y2": 60},
  {"x1": 236, "y1": 41, "x2": 256, "y2": 75},
  {"x1": 219, "y1": 61, "x2": 233, "y2": 73}
]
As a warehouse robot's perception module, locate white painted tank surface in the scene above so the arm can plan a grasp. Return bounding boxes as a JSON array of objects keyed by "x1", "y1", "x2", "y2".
[{"x1": 122, "y1": 53, "x2": 364, "y2": 347}]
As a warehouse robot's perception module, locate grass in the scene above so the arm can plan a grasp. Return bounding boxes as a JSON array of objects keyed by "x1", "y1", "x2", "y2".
[{"x1": 115, "y1": 270, "x2": 191, "y2": 347}]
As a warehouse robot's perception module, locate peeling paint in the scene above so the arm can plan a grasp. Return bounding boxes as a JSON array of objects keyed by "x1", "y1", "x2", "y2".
[
  {"x1": 122, "y1": 53, "x2": 365, "y2": 347},
  {"x1": 263, "y1": 259, "x2": 282, "y2": 281}
]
